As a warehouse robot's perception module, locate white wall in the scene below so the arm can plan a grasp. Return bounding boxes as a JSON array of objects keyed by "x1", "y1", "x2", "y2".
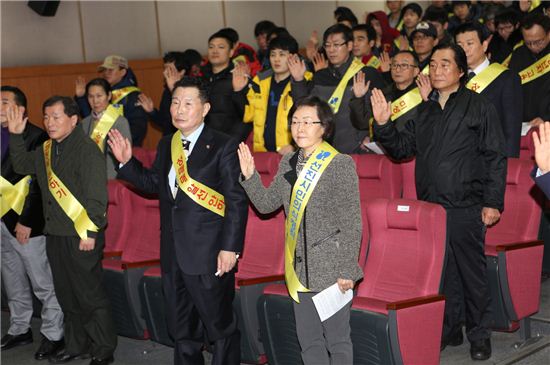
[{"x1": 1, "y1": 0, "x2": 389, "y2": 67}]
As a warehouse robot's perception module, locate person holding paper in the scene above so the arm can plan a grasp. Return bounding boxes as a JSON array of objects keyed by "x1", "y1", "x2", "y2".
[{"x1": 238, "y1": 95, "x2": 363, "y2": 365}]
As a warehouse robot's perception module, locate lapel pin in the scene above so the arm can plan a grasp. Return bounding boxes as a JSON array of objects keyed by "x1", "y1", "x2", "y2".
[{"x1": 206, "y1": 144, "x2": 211, "y2": 149}]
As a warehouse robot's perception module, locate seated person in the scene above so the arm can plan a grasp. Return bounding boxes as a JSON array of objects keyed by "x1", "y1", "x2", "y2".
[
  {"x1": 334, "y1": 6, "x2": 358, "y2": 28},
  {"x1": 254, "y1": 20, "x2": 277, "y2": 70},
  {"x1": 81, "y1": 78, "x2": 132, "y2": 179},
  {"x1": 488, "y1": 8, "x2": 523, "y2": 65},
  {"x1": 352, "y1": 24, "x2": 385, "y2": 71}
]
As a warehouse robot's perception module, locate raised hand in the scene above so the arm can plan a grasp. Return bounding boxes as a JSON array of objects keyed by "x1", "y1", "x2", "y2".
[
  {"x1": 164, "y1": 63, "x2": 184, "y2": 92},
  {"x1": 416, "y1": 73, "x2": 433, "y2": 101},
  {"x1": 107, "y1": 129, "x2": 132, "y2": 164},
  {"x1": 137, "y1": 93, "x2": 154, "y2": 113},
  {"x1": 397, "y1": 35, "x2": 409, "y2": 51},
  {"x1": 6, "y1": 104, "x2": 27, "y2": 134},
  {"x1": 352, "y1": 72, "x2": 371, "y2": 98},
  {"x1": 237, "y1": 142, "x2": 255, "y2": 180},
  {"x1": 306, "y1": 30, "x2": 319, "y2": 61},
  {"x1": 312, "y1": 52, "x2": 328, "y2": 72},
  {"x1": 534, "y1": 122, "x2": 550, "y2": 174},
  {"x1": 287, "y1": 54, "x2": 306, "y2": 82},
  {"x1": 370, "y1": 88, "x2": 391, "y2": 125},
  {"x1": 232, "y1": 62, "x2": 249, "y2": 92},
  {"x1": 75, "y1": 76, "x2": 86, "y2": 97},
  {"x1": 379, "y1": 51, "x2": 391, "y2": 73}
]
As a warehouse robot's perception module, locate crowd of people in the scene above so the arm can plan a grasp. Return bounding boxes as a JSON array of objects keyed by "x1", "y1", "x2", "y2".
[{"x1": 1, "y1": 1, "x2": 549, "y2": 364}]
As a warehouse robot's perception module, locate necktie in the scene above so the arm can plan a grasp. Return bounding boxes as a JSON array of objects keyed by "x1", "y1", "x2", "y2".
[{"x1": 468, "y1": 71, "x2": 476, "y2": 81}]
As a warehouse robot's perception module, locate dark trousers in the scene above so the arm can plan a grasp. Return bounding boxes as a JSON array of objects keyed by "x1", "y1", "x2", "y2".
[
  {"x1": 163, "y1": 258, "x2": 240, "y2": 365},
  {"x1": 45, "y1": 234, "x2": 117, "y2": 359},
  {"x1": 442, "y1": 206, "x2": 493, "y2": 343}
]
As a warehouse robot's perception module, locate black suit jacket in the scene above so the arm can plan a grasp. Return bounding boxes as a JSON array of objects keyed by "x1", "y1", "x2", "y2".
[
  {"x1": 117, "y1": 125, "x2": 248, "y2": 275},
  {"x1": 2, "y1": 123, "x2": 47, "y2": 237},
  {"x1": 480, "y1": 67, "x2": 523, "y2": 157}
]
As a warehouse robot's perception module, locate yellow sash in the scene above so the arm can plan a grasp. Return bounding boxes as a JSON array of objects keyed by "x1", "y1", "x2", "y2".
[
  {"x1": 90, "y1": 104, "x2": 123, "y2": 152},
  {"x1": 501, "y1": 41, "x2": 523, "y2": 68},
  {"x1": 43, "y1": 140, "x2": 98, "y2": 240},
  {"x1": 285, "y1": 142, "x2": 338, "y2": 302},
  {"x1": 365, "y1": 55, "x2": 381, "y2": 69},
  {"x1": 391, "y1": 87, "x2": 423, "y2": 120},
  {"x1": 466, "y1": 63, "x2": 507, "y2": 93},
  {"x1": 328, "y1": 58, "x2": 364, "y2": 114},
  {"x1": 111, "y1": 86, "x2": 141, "y2": 105},
  {"x1": 171, "y1": 131, "x2": 225, "y2": 217},
  {"x1": 396, "y1": 18, "x2": 404, "y2": 31},
  {"x1": 421, "y1": 64, "x2": 430, "y2": 75},
  {"x1": 530, "y1": 0, "x2": 541, "y2": 11},
  {"x1": 394, "y1": 37, "x2": 413, "y2": 51},
  {"x1": 0, "y1": 175, "x2": 31, "y2": 218},
  {"x1": 518, "y1": 53, "x2": 550, "y2": 85}
]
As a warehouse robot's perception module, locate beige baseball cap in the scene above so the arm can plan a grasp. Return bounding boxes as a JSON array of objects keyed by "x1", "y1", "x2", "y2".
[{"x1": 98, "y1": 55, "x2": 128, "y2": 71}]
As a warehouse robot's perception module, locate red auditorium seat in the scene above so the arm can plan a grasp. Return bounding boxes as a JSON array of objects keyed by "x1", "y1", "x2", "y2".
[
  {"x1": 257, "y1": 199, "x2": 446, "y2": 365},
  {"x1": 132, "y1": 147, "x2": 156, "y2": 168},
  {"x1": 252, "y1": 152, "x2": 281, "y2": 186},
  {"x1": 485, "y1": 158, "x2": 544, "y2": 343},
  {"x1": 399, "y1": 158, "x2": 417, "y2": 200},
  {"x1": 102, "y1": 188, "x2": 161, "y2": 339},
  {"x1": 519, "y1": 128, "x2": 535, "y2": 161},
  {"x1": 351, "y1": 154, "x2": 402, "y2": 205},
  {"x1": 104, "y1": 180, "x2": 132, "y2": 253}
]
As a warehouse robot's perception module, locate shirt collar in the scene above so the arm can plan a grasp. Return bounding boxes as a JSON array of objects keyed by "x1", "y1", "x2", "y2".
[
  {"x1": 181, "y1": 122, "x2": 205, "y2": 154},
  {"x1": 471, "y1": 57, "x2": 490, "y2": 75}
]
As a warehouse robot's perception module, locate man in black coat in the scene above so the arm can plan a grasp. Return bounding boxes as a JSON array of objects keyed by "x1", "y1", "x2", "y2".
[
  {"x1": 0, "y1": 86, "x2": 64, "y2": 359},
  {"x1": 455, "y1": 22, "x2": 523, "y2": 157},
  {"x1": 108, "y1": 77, "x2": 248, "y2": 365},
  {"x1": 371, "y1": 44, "x2": 506, "y2": 361}
]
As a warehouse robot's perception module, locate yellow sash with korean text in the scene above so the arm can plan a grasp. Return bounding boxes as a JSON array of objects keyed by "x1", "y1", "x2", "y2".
[
  {"x1": 170, "y1": 131, "x2": 225, "y2": 217},
  {"x1": 43, "y1": 140, "x2": 98, "y2": 239},
  {"x1": 518, "y1": 53, "x2": 550, "y2": 85},
  {"x1": 365, "y1": 55, "x2": 381, "y2": 69},
  {"x1": 0, "y1": 176, "x2": 31, "y2": 218},
  {"x1": 466, "y1": 63, "x2": 507, "y2": 94},
  {"x1": 391, "y1": 87, "x2": 423, "y2": 120},
  {"x1": 111, "y1": 86, "x2": 141, "y2": 105},
  {"x1": 285, "y1": 142, "x2": 338, "y2": 302},
  {"x1": 501, "y1": 41, "x2": 523, "y2": 68},
  {"x1": 328, "y1": 58, "x2": 364, "y2": 114},
  {"x1": 90, "y1": 104, "x2": 123, "y2": 152}
]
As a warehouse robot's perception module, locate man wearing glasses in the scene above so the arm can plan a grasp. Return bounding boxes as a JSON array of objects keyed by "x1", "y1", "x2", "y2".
[
  {"x1": 509, "y1": 12, "x2": 550, "y2": 128},
  {"x1": 288, "y1": 24, "x2": 385, "y2": 153},
  {"x1": 350, "y1": 50, "x2": 421, "y2": 133},
  {"x1": 371, "y1": 43, "x2": 507, "y2": 361}
]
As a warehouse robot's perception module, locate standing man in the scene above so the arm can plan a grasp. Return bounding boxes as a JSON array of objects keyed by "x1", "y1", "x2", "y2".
[
  {"x1": 107, "y1": 77, "x2": 248, "y2": 365},
  {"x1": 509, "y1": 12, "x2": 550, "y2": 127},
  {"x1": 289, "y1": 24, "x2": 386, "y2": 153},
  {"x1": 456, "y1": 22, "x2": 523, "y2": 157},
  {"x1": 411, "y1": 21, "x2": 439, "y2": 72},
  {"x1": 371, "y1": 44, "x2": 507, "y2": 361},
  {"x1": 6, "y1": 96, "x2": 117, "y2": 365},
  {"x1": 1, "y1": 86, "x2": 64, "y2": 360}
]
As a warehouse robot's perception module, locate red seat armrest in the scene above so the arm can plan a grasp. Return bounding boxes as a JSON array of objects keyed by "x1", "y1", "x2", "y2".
[
  {"x1": 122, "y1": 259, "x2": 161, "y2": 270},
  {"x1": 386, "y1": 294, "x2": 445, "y2": 310},
  {"x1": 103, "y1": 250, "x2": 123, "y2": 258},
  {"x1": 237, "y1": 274, "x2": 285, "y2": 287}
]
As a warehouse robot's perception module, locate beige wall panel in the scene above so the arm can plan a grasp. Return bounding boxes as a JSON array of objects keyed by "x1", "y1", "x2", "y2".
[
  {"x1": 224, "y1": 1, "x2": 284, "y2": 47},
  {"x1": 1, "y1": 1, "x2": 83, "y2": 67},
  {"x1": 285, "y1": 1, "x2": 340, "y2": 48},
  {"x1": 80, "y1": 1, "x2": 159, "y2": 63},
  {"x1": 337, "y1": 1, "x2": 386, "y2": 22},
  {"x1": 157, "y1": 1, "x2": 224, "y2": 55}
]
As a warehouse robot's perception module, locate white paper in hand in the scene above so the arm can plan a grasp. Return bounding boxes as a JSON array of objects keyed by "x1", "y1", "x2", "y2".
[
  {"x1": 364, "y1": 142, "x2": 385, "y2": 155},
  {"x1": 312, "y1": 283, "x2": 353, "y2": 322}
]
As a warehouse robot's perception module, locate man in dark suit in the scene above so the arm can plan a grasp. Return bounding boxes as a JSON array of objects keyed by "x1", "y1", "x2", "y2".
[
  {"x1": 455, "y1": 22, "x2": 523, "y2": 157},
  {"x1": 107, "y1": 77, "x2": 248, "y2": 365},
  {"x1": 0, "y1": 86, "x2": 65, "y2": 359}
]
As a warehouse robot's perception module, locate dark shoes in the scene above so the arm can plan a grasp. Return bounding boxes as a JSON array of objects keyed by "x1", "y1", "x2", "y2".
[
  {"x1": 0, "y1": 329, "x2": 33, "y2": 350},
  {"x1": 440, "y1": 329, "x2": 464, "y2": 351},
  {"x1": 35, "y1": 337, "x2": 65, "y2": 360},
  {"x1": 89, "y1": 356, "x2": 114, "y2": 365},
  {"x1": 470, "y1": 338, "x2": 492, "y2": 361},
  {"x1": 48, "y1": 349, "x2": 91, "y2": 364}
]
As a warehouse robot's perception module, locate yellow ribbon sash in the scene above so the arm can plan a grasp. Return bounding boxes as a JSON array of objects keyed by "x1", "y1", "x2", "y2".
[
  {"x1": 518, "y1": 53, "x2": 550, "y2": 85},
  {"x1": 391, "y1": 87, "x2": 423, "y2": 120},
  {"x1": 396, "y1": 18, "x2": 404, "y2": 31},
  {"x1": 171, "y1": 131, "x2": 225, "y2": 217},
  {"x1": 466, "y1": 63, "x2": 507, "y2": 94},
  {"x1": 365, "y1": 55, "x2": 381, "y2": 69},
  {"x1": 421, "y1": 64, "x2": 429, "y2": 75},
  {"x1": 501, "y1": 41, "x2": 523, "y2": 68},
  {"x1": 285, "y1": 142, "x2": 338, "y2": 302},
  {"x1": 111, "y1": 86, "x2": 141, "y2": 105},
  {"x1": 328, "y1": 58, "x2": 364, "y2": 114},
  {"x1": 90, "y1": 104, "x2": 123, "y2": 152},
  {"x1": 0, "y1": 175, "x2": 31, "y2": 218},
  {"x1": 43, "y1": 140, "x2": 98, "y2": 239}
]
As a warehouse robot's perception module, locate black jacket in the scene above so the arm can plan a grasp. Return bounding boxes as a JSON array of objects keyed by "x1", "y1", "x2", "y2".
[
  {"x1": 202, "y1": 64, "x2": 250, "y2": 142},
  {"x1": 487, "y1": 30, "x2": 523, "y2": 65},
  {"x1": 2, "y1": 123, "x2": 47, "y2": 237},
  {"x1": 508, "y1": 43, "x2": 550, "y2": 123},
  {"x1": 374, "y1": 86, "x2": 507, "y2": 210},
  {"x1": 148, "y1": 86, "x2": 176, "y2": 136},
  {"x1": 350, "y1": 81, "x2": 418, "y2": 134}
]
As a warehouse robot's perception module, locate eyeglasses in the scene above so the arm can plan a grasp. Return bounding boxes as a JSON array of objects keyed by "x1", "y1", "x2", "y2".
[
  {"x1": 291, "y1": 120, "x2": 322, "y2": 127},
  {"x1": 390, "y1": 63, "x2": 418, "y2": 70},
  {"x1": 524, "y1": 39, "x2": 547, "y2": 48},
  {"x1": 412, "y1": 34, "x2": 431, "y2": 42},
  {"x1": 323, "y1": 42, "x2": 347, "y2": 50},
  {"x1": 429, "y1": 62, "x2": 455, "y2": 72},
  {"x1": 496, "y1": 24, "x2": 514, "y2": 32}
]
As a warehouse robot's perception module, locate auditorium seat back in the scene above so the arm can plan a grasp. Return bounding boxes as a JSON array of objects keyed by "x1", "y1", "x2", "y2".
[
  {"x1": 132, "y1": 147, "x2": 156, "y2": 168},
  {"x1": 252, "y1": 152, "x2": 281, "y2": 187},
  {"x1": 519, "y1": 128, "x2": 535, "y2": 161},
  {"x1": 399, "y1": 158, "x2": 417, "y2": 200},
  {"x1": 351, "y1": 154, "x2": 402, "y2": 205},
  {"x1": 105, "y1": 179, "x2": 132, "y2": 253}
]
